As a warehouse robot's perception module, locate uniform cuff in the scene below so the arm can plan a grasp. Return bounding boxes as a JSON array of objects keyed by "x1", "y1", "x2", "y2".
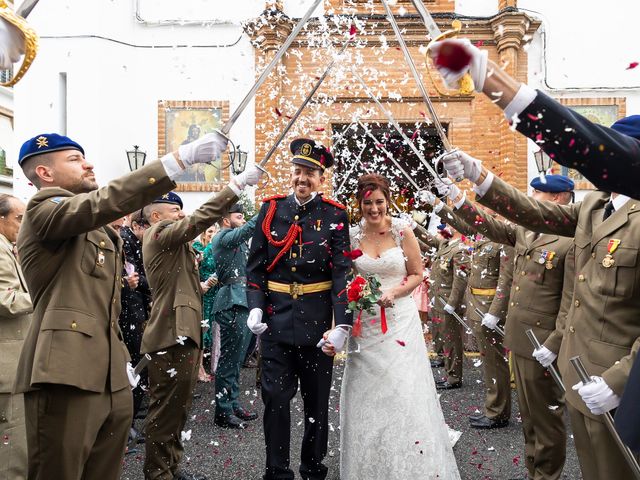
[
  {"x1": 160, "y1": 153, "x2": 184, "y2": 180},
  {"x1": 473, "y1": 172, "x2": 495, "y2": 198},
  {"x1": 504, "y1": 84, "x2": 538, "y2": 122},
  {"x1": 453, "y1": 191, "x2": 466, "y2": 210},
  {"x1": 433, "y1": 201, "x2": 444, "y2": 214},
  {"x1": 228, "y1": 180, "x2": 242, "y2": 196}
]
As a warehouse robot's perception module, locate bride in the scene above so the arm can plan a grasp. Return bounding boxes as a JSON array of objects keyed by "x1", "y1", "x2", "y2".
[{"x1": 322, "y1": 174, "x2": 461, "y2": 480}]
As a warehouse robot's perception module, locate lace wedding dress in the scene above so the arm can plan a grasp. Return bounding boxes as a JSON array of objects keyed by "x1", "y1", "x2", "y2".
[{"x1": 340, "y1": 218, "x2": 461, "y2": 480}]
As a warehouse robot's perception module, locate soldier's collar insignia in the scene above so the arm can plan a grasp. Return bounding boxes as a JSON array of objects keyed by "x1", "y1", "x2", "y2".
[
  {"x1": 300, "y1": 143, "x2": 312, "y2": 156},
  {"x1": 36, "y1": 136, "x2": 48, "y2": 148}
]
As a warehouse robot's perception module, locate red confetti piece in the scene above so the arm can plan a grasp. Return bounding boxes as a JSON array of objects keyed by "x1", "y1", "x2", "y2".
[
  {"x1": 364, "y1": 190, "x2": 372, "y2": 198},
  {"x1": 411, "y1": 130, "x2": 419, "y2": 141},
  {"x1": 434, "y1": 41, "x2": 472, "y2": 72},
  {"x1": 627, "y1": 62, "x2": 639, "y2": 70},
  {"x1": 526, "y1": 113, "x2": 539, "y2": 121},
  {"x1": 568, "y1": 138, "x2": 575, "y2": 147},
  {"x1": 349, "y1": 24, "x2": 356, "y2": 37},
  {"x1": 314, "y1": 127, "x2": 325, "y2": 132},
  {"x1": 336, "y1": 223, "x2": 344, "y2": 230},
  {"x1": 343, "y1": 249, "x2": 364, "y2": 260},
  {"x1": 274, "y1": 107, "x2": 282, "y2": 117},
  {"x1": 396, "y1": 340, "x2": 406, "y2": 346}
]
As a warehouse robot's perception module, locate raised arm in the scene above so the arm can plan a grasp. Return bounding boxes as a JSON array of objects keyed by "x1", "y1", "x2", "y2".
[
  {"x1": 452, "y1": 198, "x2": 517, "y2": 247},
  {"x1": 217, "y1": 215, "x2": 258, "y2": 249},
  {"x1": 246, "y1": 203, "x2": 269, "y2": 313}
]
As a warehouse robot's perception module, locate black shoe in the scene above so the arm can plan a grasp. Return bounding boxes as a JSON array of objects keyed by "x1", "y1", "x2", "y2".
[
  {"x1": 233, "y1": 407, "x2": 258, "y2": 421},
  {"x1": 469, "y1": 415, "x2": 509, "y2": 429},
  {"x1": 436, "y1": 380, "x2": 462, "y2": 390},
  {"x1": 174, "y1": 471, "x2": 207, "y2": 480},
  {"x1": 430, "y1": 359, "x2": 444, "y2": 368},
  {"x1": 214, "y1": 414, "x2": 246, "y2": 429},
  {"x1": 469, "y1": 411, "x2": 484, "y2": 422}
]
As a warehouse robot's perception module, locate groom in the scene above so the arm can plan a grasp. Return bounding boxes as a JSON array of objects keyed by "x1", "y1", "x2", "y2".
[{"x1": 246, "y1": 138, "x2": 352, "y2": 480}]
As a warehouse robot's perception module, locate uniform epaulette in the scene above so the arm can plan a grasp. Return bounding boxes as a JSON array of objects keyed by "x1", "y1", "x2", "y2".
[
  {"x1": 321, "y1": 196, "x2": 346, "y2": 210},
  {"x1": 262, "y1": 194, "x2": 287, "y2": 203}
]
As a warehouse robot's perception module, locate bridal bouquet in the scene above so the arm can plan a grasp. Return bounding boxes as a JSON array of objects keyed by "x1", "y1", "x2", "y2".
[{"x1": 346, "y1": 274, "x2": 385, "y2": 337}]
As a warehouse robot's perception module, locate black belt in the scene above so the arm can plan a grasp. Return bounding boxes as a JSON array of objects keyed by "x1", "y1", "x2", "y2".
[{"x1": 220, "y1": 276, "x2": 246, "y2": 286}]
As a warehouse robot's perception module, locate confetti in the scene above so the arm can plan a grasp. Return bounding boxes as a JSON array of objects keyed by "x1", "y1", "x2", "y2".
[{"x1": 626, "y1": 62, "x2": 639, "y2": 70}]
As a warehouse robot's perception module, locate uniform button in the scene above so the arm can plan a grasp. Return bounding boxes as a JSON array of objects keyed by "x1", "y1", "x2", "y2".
[
  {"x1": 291, "y1": 267, "x2": 297, "y2": 272},
  {"x1": 112, "y1": 298, "x2": 116, "y2": 304},
  {"x1": 591, "y1": 252, "x2": 596, "y2": 259},
  {"x1": 294, "y1": 215, "x2": 299, "y2": 221},
  {"x1": 71, "y1": 321, "x2": 77, "y2": 329},
  {"x1": 578, "y1": 274, "x2": 585, "y2": 282},
  {"x1": 510, "y1": 302, "x2": 514, "y2": 306},
  {"x1": 292, "y1": 253, "x2": 297, "y2": 258},
  {"x1": 526, "y1": 255, "x2": 531, "y2": 260},
  {"x1": 515, "y1": 286, "x2": 520, "y2": 291},
  {"x1": 569, "y1": 326, "x2": 575, "y2": 333},
  {"x1": 99, "y1": 241, "x2": 106, "y2": 247},
  {"x1": 521, "y1": 271, "x2": 526, "y2": 276},
  {"x1": 111, "y1": 321, "x2": 115, "y2": 327},
  {"x1": 148, "y1": 177, "x2": 156, "y2": 184},
  {"x1": 574, "y1": 300, "x2": 580, "y2": 307},
  {"x1": 536, "y1": 321, "x2": 541, "y2": 326}
]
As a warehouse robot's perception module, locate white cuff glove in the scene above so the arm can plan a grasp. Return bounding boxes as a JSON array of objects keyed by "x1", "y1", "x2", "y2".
[
  {"x1": 178, "y1": 131, "x2": 229, "y2": 167},
  {"x1": 532, "y1": 346, "x2": 557, "y2": 368},
  {"x1": 230, "y1": 165, "x2": 264, "y2": 195},
  {"x1": 418, "y1": 190, "x2": 437, "y2": 206},
  {"x1": 247, "y1": 308, "x2": 268, "y2": 335},
  {"x1": 412, "y1": 210, "x2": 428, "y2": 226},
  {"x1": 438, "y1": 150, "x2": 483, "y2": 183},
  {"x1": 0, "y1": 18, "x2": 25, "y2": 69},
  {"x1": 126, "y1": 362, "x2": 141, "y2": 389},
  {"x1": 434, "y1": 177, "x2": 461, "y2": 201},
  {"x1": 481, "y1": 313, "x2": 500, "y2": 330},
  {"x1": 572, "y1": 376, "x2": 620, "y2": 415},
  {"x1": 443, "y1": 303, "x2": 456, "y2": 315},
  {"x1": 429, "y1": 39, "x2": 488, "y2": 93},
  {"x1": 316, "y1": 326, "x2": 350, "y2": 352}
]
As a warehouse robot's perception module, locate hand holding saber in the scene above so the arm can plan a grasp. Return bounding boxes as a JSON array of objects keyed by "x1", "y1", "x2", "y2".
[
  {"x1": 438, "y1": 296, "x2": 473, "y2": 335},
  {"x1": 570, "y1": 356, "x2": 640, "y2": 479},
  {"x1": 134, "y1": 353, "x2": 152, "y2": 377},
  {"x1": 473, "y1": 306, "x2": 505, "y2": 337},
  {"x1": 525, "y1": 329, "x2": 565, "y2": 392}
]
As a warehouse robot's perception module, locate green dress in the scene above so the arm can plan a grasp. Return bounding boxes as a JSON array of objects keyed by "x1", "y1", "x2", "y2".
[{"x1": 193, "y1": 240, "x2": 218, "y2": 349}]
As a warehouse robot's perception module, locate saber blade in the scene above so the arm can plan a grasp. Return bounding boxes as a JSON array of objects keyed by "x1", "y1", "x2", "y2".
[
  {"x1": 409, "y1": 0, "x2": 442, "y2": 40},
  {"x1": 525, "y1": 329, "x2": 564, "y2": 392},
  {"x1": 134, "y1": 353, "x2": 152, "y2": 376},
  {"x1": 16, "y1": 0, "x2": 40, "y2": 18}
]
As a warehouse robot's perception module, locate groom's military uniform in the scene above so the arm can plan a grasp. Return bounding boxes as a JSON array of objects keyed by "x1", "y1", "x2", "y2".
[{"x1": 247, "y1": 139, "x2": 352, "y2": 480}]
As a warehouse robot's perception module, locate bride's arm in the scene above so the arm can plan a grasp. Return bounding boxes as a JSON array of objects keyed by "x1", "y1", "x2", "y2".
[{"x1": 380, "y1": 226, "x2": 424, "y2": 306}]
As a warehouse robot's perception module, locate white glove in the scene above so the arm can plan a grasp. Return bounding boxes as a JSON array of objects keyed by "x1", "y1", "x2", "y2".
[
  {"x1": 0, "y1": 18, "x2": 25, "y2": 69},
  {"x1": 178, "y1": 131, "x2": 228, "y2": 167},
  {"x1": 443, "y1": 303, "x2": 456, "y2": 315},
  {"x1": 572, "y1": 376, "x2": 620, "y2": 415},
  {"x1": 438, "y1": 150, "x2": 483, "y2": 183},
  {"x1": 247, "y1": 308, "x2": 268, "y2": 335},
  {"x1": 126, "y1": 362, "x2": 141, "y2": 389},
  {"x1": 412, "y1": 209, "x2": 428, "y2": 226},
  {"x1": 481, "y1": 313, "x2": 500, "y2": 330},
  {"x1": 429, "y1": 39, "x2": 488, "y2": 93},
  {"x1": 532, "y1": 346, "x2": 557, "y2": 368},
  {"x1": 418, "y1": 190, "x2": 436, "y2": 206},
  {"x1": 316, "y1": 326, "x2": 350, "y2": 352},
  {"x1": 434, "y1": 177, "x2": 461, "y2": 201},
  {"x1": 232, "y1": 165, "x2": 263, "y2": 191}
]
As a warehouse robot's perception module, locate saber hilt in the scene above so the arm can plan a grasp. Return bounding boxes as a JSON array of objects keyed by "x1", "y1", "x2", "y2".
[
  {"x1": 473, "y1": 306, "x2": 505, "y2": 337},
  {"x1": 134, "y1": 353, "x2": 152, "y2": 377},
  {"x1": 525, "y1": 329, "x2": 565, "y2": 392},
  {"x1": 438, "y1": 296, "x2": 473, "y2": 335},
  {"x1": 570, "y1": 355, "x2": 640, "y2": 479}
]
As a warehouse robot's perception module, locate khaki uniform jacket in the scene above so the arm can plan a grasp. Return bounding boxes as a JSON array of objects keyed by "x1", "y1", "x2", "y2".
[
  {"x1": 141, "y1": 186, "x2": 237, "y2": 354},
  {"x1": 479, "y1": 175, "x2": 640, "y2": 418},
  {"x1": 14, "y1": 161, "x2": 175, "y2": 394},
  {"x1": 0, "y1": 234, "x2": 33, "y2": 393},
  {"x1": 430, "y1": 237, "x2": 470, "y2": 314},
  {"x1": 451, "y1": 198, "x2": 573, "y2": 357}
]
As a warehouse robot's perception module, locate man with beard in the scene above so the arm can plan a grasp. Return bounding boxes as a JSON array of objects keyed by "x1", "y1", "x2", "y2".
[{"x1": 246, "y1": 138, "x2": 352, "y2": 480}]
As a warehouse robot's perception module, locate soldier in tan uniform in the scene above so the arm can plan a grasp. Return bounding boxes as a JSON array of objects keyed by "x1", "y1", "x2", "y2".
[
  {"x1": 141, "y1": 167, "x2": 262, "y2": 480},
  {"x1": 14, "y1": 131, "x2": 229, "y2": 480},
  {"x1": 441, "y1": 146, "x2": 640, "y2": 479},
  {"x1": 442, "y1": 175, "x2": 575, "y2": 479},
  {"x1": 0, "y1": 194, "x2": 32, "y2": 480}
]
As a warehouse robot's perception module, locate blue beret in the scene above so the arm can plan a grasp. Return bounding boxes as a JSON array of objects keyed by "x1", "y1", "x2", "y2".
[
  {"x1": 530, "y1": 174, "x2": 574, "y2": 193},
  {"x1": 19, "y1": 133, "x2": 84, "y2": 166},
  {"x1": 152, "y1": 192, "x2": 183, "y2": 210},
  {"x1": 611, "y1": 115, "x2": 640, "y2": 140}
]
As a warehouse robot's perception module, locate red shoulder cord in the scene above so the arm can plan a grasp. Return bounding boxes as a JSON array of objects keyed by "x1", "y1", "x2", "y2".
[{"x1": 262, "y1": 199, "x2": 302, "y2": 272}]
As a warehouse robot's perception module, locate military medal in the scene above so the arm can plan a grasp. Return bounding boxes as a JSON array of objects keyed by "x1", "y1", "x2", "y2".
[
  {"x1": 602, "y1": 239, "x2": 620, "y2": 268},
  {"x1": 316, "y1": 219, "x2": 322, "y2": 231},
  {"x1": 97, "y1": 250, "x2": 105, "y2": 267}
]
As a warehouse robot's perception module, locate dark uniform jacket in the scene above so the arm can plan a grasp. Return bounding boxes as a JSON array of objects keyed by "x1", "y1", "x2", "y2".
[
  {"x1": 14, "y1": 161, "x2": 174, "y2": 393},
  {"x1": 246, "y1": 193, "x2": 352, "y2": 346},
  {"x1": 516, "y1": 90, "x2": 640, "y2": 198},
  {"x1": 119, "y1": 226, "x2": 151, "y2": 330},
  {"x1": 479, "y1": 175, "x2": 640, "y2": 419}
]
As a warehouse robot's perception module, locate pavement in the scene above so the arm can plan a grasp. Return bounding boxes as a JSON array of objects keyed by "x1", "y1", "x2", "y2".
[{"x1": 121, "y1": 353, "x2": 582, "y2": 480}]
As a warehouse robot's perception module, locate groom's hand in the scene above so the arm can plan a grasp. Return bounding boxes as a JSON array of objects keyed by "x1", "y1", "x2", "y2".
[{"x1": 317, "y1": 326, "x2": 350, "y2": 356}]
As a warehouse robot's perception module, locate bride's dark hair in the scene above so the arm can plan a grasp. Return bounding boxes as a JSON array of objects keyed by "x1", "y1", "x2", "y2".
[{"x1": 356, "y1": 173, "x2": 392, "y2": 208}]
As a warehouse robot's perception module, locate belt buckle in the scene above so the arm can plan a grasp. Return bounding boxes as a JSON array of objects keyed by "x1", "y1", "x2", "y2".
[{"x1": 290, "y1": 282, "x2": 303, "y2": 299}]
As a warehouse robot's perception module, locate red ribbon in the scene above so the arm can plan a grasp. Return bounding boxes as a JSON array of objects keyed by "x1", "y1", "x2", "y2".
[
  {"x1": 353, "y1": 310, "x2": 363, "y2": 337},
  {"x1": 380, "y1": 307, "x2": 388, "y2": 334}
]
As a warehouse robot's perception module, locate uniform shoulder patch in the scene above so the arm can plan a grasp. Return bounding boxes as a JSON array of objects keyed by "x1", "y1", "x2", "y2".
[
  {"x1": 261, "y1": 194, "x2": 287, "y2": 203},
  {"x1": 49, "y1": 197, "x2": 64, "y2": 204},
  {"x1": 321, "y1": 196, "x2": 346, "y2": 210}
]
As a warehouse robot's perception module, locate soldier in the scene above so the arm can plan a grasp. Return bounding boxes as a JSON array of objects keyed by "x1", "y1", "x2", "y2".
[
  {"x1": 210, "y1": 203, "x2": 258, "y2": 429},
  {"x1": 141, "y1": 165, "x2": 261, "y2": 480},
  {"x1": 246, "y1": 138, "x2": 352, "y2": 480},
  {"x1": 0, "y1": 194, "x2": 31, "y2": 480},
  {"x1": 438, "y1": 175, "x2": 575, "y2": 478},
  {"x1": 14, "y1": 131, "x2": 228, "y2": 480},
  {"x1": 440, "y1": 143, "x2": 640, "y2": 479},
  {"x1": 428, "y1": 38, "x2": 640, "y2": 198}
]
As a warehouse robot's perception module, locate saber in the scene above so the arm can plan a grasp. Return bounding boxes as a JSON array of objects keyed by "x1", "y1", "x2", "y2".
[
  {"x1": 473, "y1": 306, "x2": 505, "y2": 337},
  {"x1": 357, "y1": 120, "x2": 421, "y2": 191},
  {"x1": 134, "y1": 353, "x2": 152, "y2": 376},
  {"x1": 220, "y1": 0, "x2": 323, "y2": 135},
  {"x1": 331, "y1": 121, "x2": 357, "y2": 150},
  {"x1": 16, "y1": 0, "x2": 39, "y2": 17},
  {"x1": 525, "y1": 329, "x2": 565, "y2": 392},
  {"x1": 408, "y1": 0, "x2": 475, "y2": 95},
  {"x1": 438, "y1": 296, "x2": 473, "y2": 334},
  {"x1": 351, "y1": 68, "x2": 445, "y2": 186},
  {"x1": 570, "y1": 356, "x2": 640, "y2": 479},
  {"x1": 334, "y1": 141, "x2": 368, "y2": 195},
  {"x1": 259, "y1": 36, "x2": 354, "y2": 168}
]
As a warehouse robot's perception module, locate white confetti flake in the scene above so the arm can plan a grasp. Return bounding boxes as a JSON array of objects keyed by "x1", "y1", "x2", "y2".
[
  {"x1": 181, "y1": 429, "x2": 192, "y2": 442},
  {"x1": 167, "y1": 368, "x2": 177, "y2": 378}
]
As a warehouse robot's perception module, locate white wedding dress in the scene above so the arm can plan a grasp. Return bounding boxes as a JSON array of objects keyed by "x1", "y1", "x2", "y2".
[{"x1": 340, "y1": 218, "x2": 461, "y2": 480}]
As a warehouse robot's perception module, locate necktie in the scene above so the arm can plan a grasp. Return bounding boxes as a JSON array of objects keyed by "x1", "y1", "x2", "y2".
[{"x1": 603, "y1": 201, "x2": 615, "y2": 221}]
